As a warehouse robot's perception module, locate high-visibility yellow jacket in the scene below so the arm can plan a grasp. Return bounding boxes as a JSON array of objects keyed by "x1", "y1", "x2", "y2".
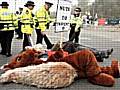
[
  {"x1": 20, "y1": 7, "x2": 34, "y2": 34},
  {"x1": 35, "y1": 6, "x2": 51, "y2": 31},
  {"x1": 0, "y1": 8, "x2": 17, "y2": 31},
  {"x1": 70, "y1": 15, "x2": 83, "y2": 32}
]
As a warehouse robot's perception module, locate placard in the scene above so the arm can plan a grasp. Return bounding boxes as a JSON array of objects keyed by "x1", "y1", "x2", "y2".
[{"x1": 55, "y1": 0, "x2": 72, "y2": 32}]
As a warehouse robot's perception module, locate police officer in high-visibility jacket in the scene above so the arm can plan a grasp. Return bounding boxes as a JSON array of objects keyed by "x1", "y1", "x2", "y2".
[
  {"x1": 0, "y1": 2, "x2": 17, "y2": 57},
  {"x1": 20, "y1": 1, "x2": 35, "y2": 51},
  {"x1": 69, "y1": 7, "x2": 83, "y2": 43},
  {"x1": 35, "y1": 1, "x2": 53, "y2": 49}
]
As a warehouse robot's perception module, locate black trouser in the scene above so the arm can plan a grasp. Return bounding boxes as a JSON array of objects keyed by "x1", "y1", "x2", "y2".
[
  {"x1": 0, "y1": 30, "x2": 14, "y2": 54},
  {"x1": 69, "y1": 25, "x2": 81, "y2": 43},
  {"x1": 62, "y1": 41, "x2": 112, "y2": 62},
  {"x1": 23, "y1": 33, "x2": 32, "y2": 50},
  {"x1": 36, "y1": 29, "x2": 44, "y2": 44},
  {"x1": 0, "y1": 32, "x2": 2, "y2": 43},
  {"x1": 36, "y1": 29, "x2": 53, "y2": 49}
]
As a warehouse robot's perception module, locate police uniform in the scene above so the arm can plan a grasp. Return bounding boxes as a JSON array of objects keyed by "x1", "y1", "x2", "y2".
[
  {"x1": 35, "y1": 1, "x2": 53, "y2": 49},
  {"x1": 69, "y1": 7, "x2": 83, "y2": 43},
  {"x1": 20, "y1": 1, "x2": 35, "y2": 50},
  {"x1": 0, "y1": 2, "x2": 17, "y2": 57}
]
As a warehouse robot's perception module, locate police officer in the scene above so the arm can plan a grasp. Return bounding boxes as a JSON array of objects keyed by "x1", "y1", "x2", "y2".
[
  {"x1": 35, "y1": 1, "x2": 53, "y2": 49},
  {"x1": 0, "y1": 2, "x2": 17, "y2": 57},
  {"x1": 69, "y1": 7, "x2": 83, "y2": 43},
  {"x1": 20, "y1": 1, "x2": 35, "y2": 50}
]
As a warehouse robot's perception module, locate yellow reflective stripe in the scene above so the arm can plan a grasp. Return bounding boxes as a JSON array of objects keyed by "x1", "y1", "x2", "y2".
[
  {"x1": 0, "y1": 29, "x2": 14, "y2": 31},
  {"x1": 0, "y1": 20, "x2": 16, "y2": 21},
  {"x1": 0, "y1": 23, "x2": 13, "y2": 25},
  {"x1": 0, "y1": 22, "x2": 15, "y2": 24},
  {"x1": 0, "y1": 27, "x2": 15, "y2": 31},
  {"x1": 38, "y1": 21, "x2": 46, "y2": 23},
  {"x1": 37, "y1": 17, "x2": 45, "y2": 19},
  {"x1": 0, "y1": 20, "x2": 16, "y2": 23},
  {"x1": 22, "y1": 18, "x2": 32, "y2": 20},
  {"x1": 22, "y1": 23, "x2": 33, "y2": 25},
  {"x1": 3, "y1": 25, "x2": 14, "y2": 28}
]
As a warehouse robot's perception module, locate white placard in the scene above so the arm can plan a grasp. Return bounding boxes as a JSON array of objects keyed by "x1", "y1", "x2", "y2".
[{"x1": 55, "y1": 0, "x2": 72, "y2": 32}]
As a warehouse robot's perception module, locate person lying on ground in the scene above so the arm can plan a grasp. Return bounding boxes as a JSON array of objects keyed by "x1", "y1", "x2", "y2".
[
  {"x1": 51, "y1": 41, "x2": 113, "y2": 62},
  {"x1": 1, "y1": 48, "x2": 120, "y2": 87}
]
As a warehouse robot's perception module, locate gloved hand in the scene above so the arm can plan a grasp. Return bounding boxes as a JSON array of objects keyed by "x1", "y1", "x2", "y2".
[
  {"x1": 35, "y1": 22, "x2": 39, "y2": 27},
  {"x1": 18, "y1": 21, "x2": 22, "y2": 26},
  {"x1": 31, "y1": 13, "x2": 34, "y2": 17},
  {"x1": 0, "y1": 23, "x2": 4, "y2": 29},
  {"x1": 30, "y1": 24, "x2": 34, "y2": 28},
  {"x1": 53, "y1": 22, "x2": 56, "y2": 26},
  {"x1": 49, "y1": 21, "x2": 52, "y2": 23}
]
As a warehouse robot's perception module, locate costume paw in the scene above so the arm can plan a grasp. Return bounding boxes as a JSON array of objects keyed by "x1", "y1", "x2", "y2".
[{"x1": 111, "y1": 60, "x2": 120, "y2": 78}]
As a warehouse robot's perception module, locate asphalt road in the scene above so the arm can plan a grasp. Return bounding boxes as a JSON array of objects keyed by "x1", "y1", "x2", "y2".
[{"x1": 0, "y1": 25, "x2": 120, "y2": 90}]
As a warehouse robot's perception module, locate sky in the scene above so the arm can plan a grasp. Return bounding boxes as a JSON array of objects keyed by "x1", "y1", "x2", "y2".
[{"x1": 0, "y1": 0, "x2": 78, "y2": 12}]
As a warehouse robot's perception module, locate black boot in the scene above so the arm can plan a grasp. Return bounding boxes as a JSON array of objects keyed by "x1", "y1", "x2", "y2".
[
  {"x1": 6, "y1": 54, "x2": 12, "y2": 57},
  {"x1": 44, "y1": 34, "x2": 53, "y2": 49},
  {"x1": 107, "y1": 48, "x2": 114, "y2": 57},
  {"x1": 101, "y1": 48, "x2": 113, "y2": 58},
  {"x1": 0, "y1": 51, "x2": 6, "y2": 55},
  {"x1": 47, "y1": 44, "x2": 54, "y2": 49},
  {"x1": 6, "y1": 53, "x2": 12, "y2": 57},
  {"x1": 95, "y1": 48, "x2": 113, "y2": 62}
]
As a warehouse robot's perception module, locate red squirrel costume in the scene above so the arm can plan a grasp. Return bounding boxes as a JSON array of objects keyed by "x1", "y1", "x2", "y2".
[{"x1": 2, "y1": 49, "x2": 120, "y2": 87}]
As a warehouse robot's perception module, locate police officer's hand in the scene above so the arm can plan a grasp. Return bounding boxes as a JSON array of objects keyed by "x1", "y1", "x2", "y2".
[
  {"x1": 31, "y1": 13, "x2": 35, "y2": 17},
  {"x1": 53, "y1": 22, "x2": 56, "y2": 26},
  {"x1": 18, "y1": 21, "x2": 22, "y2": 26},
  {"x1": 49, "y1": 21, "x2": 52, "y2": 23},
  {"x1": 70, "y1": 23, "x2": 76, "y2": 28},
  {"x1": 35, "y1": 22, "x2": 39, "y2": 27},
  {"x1": 30, "y1": 24, "x2": 34, "y2": 28}
]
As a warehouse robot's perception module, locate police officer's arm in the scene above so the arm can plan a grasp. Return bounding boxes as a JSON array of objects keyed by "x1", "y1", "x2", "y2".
[
  {"x1": 33, "y1": 15, "x2": 38, "y2": 27},
  {"x1": 0, "y1": 10, "x2": 4, "y2": 29},
  {"x1": 35, "y1": 8, "x2": 47, "y2": 23},
  {"x1": 19, "y1": 8, "x2": 26, "y2": 24},
  {"x1": 70, "y1": 15, "x2": 74, "y2": 24},
  {"x1": 35, "y1": 7, "x2": 48, "y2": 31},
  {"x1": 45, "y1": 11, "x2": 55, "y2": 23},
  {"x1": 35, "y1": 8, "x2": 54, "y2": 23},
  {"x1": 75, "y1": 17, "x2": 83, "y2": 32},
  {"x1": 12, "y1": 13, "x2": 18, "y2": 29}
]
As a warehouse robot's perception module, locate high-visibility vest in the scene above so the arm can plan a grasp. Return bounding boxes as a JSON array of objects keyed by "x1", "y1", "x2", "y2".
[
  {"x1": 70, "y1": 15, "x2": 83, "y2": 32},
  {"x1": 0, "y1": 8, "x2": 17, "y2": 31},
  {"x1": 20, "y1": 7, "x2": 34, "y2": 34},
  {"x1": 35, "y1": 6, "x2": 51, "y2": 31}
]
